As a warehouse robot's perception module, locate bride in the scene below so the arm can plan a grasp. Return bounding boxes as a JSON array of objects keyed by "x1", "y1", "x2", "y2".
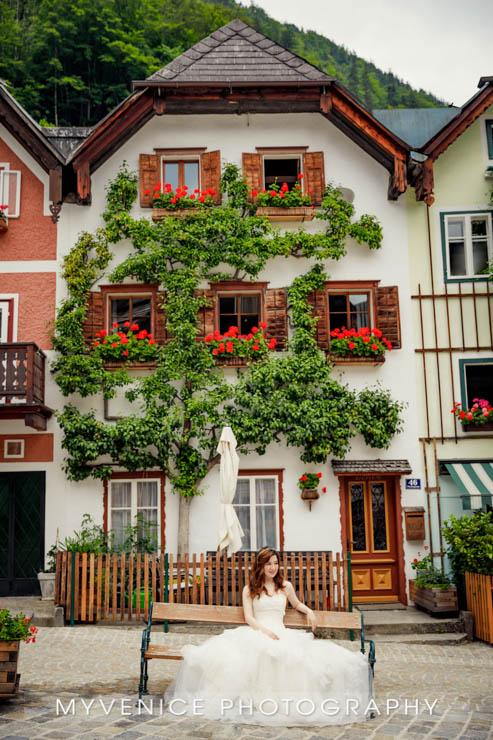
[{"x1": 165, "y1": 547, "x2": 371, "y2": 726}]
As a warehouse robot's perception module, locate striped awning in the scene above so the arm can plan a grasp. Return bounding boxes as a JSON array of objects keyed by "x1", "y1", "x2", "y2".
[{"x1": 444, "y1": 462, "x2": 493, "y2": 509}]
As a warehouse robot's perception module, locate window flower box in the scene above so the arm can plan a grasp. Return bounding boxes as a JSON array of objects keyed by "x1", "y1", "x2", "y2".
[
  {"x1": 252, "y1": 176, "x2": 314, "y2": 221},
  {"x1": 329, "y1": 354, "x2": 385, "y2": 366},
  {"x1": 255, "y1": 206, "x2": 314, "y2": 222},
  {"x1": 93, "y1": 324, "x2": 160, "y2": 364},
  {"x1": 205, "y1": 323, "x2": 277, "y2": 362},
  {"x1": 329, "y1": 327, "x2": 391, "y2": 361},
  {"x1": 103, "y1": 361, "x2": 157, "y2": 371},
  {"x1": 452, "y1": 399, "x2": 493, "y2": 430},
  {"x1": 149, "y1": 182, "x2": 216, "y2": 221}
]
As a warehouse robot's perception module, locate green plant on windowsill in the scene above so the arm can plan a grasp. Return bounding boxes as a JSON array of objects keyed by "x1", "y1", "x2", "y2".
[
  {"x1": 148, "y1": 183, "x2": 216, "y2": 210},
  {"x1": 411, "y1": 551, "x2": 453, "y2": 590},
  {"x1": 205, "y1": 323, "x2": 277, "y2": 358}
]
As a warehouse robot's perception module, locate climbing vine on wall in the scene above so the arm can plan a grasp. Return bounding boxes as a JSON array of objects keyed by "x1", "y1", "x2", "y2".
[{"x1": 53, "y1": 163, "x2": 403, "y2": 502}]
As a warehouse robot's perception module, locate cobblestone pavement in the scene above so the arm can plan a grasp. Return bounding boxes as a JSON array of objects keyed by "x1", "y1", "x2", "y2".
[{"x1": 0, "y1": 626, "x2": 492, "y2": 739}]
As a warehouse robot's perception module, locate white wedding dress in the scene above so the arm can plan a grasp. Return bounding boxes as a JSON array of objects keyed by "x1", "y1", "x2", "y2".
[{"x1": 165, "y1": 589, "x2": 371, "y2": 725}]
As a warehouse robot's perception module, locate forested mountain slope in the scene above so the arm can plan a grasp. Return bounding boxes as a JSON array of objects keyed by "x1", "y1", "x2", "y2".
[{"x1": 0, "y1": 0, "x2": 444, "y2": 127}]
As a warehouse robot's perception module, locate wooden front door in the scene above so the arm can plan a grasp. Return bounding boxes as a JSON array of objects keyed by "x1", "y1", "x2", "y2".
[{"x1": 346, "y1": 479, "x2": 400, "y2": 602}]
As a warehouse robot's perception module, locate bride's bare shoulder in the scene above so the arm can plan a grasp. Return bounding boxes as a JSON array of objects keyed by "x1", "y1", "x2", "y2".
[
  {"x1": 242, "y1": 584, "x2": 252, "y2": 597},
  {"x1": 282, "y1": 580, "x2": 294, "y2": 591}
]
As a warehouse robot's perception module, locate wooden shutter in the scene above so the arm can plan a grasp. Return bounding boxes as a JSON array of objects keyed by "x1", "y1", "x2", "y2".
[
  {"x1": 375, "y1": 286, "x2": 401, "y2": 349},
  {"x1": 242, "y1": 153, "x2": 262, "y2": 201},
  {"x1": 303, "y1": 152, "x2": 325, "y2": 205},
  {"x1": 83, "y1": 292, "x2": 104, "y2": 347},
  {"x1": 154, "y1": 291, "x2": 167, "y2": 344},
  {"x1": 306, "y1": 290, "x2": 329, "y2": 350},
  {"x1": 201, "y1": 151, "x2": 222, "y2": 204},
  {"x1": 265, "y1": 288, "x2": 288, "y2": 350},
  {"x1": 139, "y1": 154, "x2": 159, "y2": 207},
  {"x1": 195, "y1": 290, "x2": 215, "y2": 341},
  {"x1": 1, "y1": 170, "x2": 21, "y2": 218}
]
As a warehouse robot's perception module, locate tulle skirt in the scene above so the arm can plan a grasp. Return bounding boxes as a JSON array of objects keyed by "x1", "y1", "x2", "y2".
[{"x1": 164, "y1": 624, "x2": 371, "y2": 726}]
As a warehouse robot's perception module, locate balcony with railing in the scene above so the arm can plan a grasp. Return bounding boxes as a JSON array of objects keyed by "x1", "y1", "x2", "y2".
[{"x1": 0, "y1": 343, "x2": 53, "y2": 430}]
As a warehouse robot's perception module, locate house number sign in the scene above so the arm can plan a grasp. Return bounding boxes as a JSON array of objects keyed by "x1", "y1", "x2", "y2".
[{"x1": 405, "y1": 478, "x2": 421, "y2": 490}]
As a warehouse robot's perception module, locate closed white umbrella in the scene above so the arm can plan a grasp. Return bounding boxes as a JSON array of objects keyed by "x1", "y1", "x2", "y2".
[{"x1": 217, "y1": 426, "x2": 243, "y2": 554}]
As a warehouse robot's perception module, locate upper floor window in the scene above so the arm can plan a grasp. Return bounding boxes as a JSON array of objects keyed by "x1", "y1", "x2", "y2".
[
  {"x1": 460, "y1": 359, "x2": 493, "y2": 410},
  {"x1": 218, "y1": 294, "x2": 261, "y2": 334},
  {"x1": 110, "y1": 296, "x2": 152, "y2": 335},
  {"x1": 0, "y1": 299, "x2": 14, "y2": 342},
  {"x1": 328, "y1": 292, "x2": 371, "y2": 333},
  {"x1": 263, "y1": 153, "x2": 303, "y2": 187},
  {"x1": 232, "y1": 474, "x2": 281, "y2": 551},
  {"x1": 442, "y1": 212, "x2": 493, "y2": 280},
  {"x1": 161, "y1": 159, "x2": 200, "y2": 192},
  {"x1": 0, "y1": 165, "x2": 21, "y2": 218},
  {"x1": 486, "y1": 120, "x2": 493, "y2": 160}
]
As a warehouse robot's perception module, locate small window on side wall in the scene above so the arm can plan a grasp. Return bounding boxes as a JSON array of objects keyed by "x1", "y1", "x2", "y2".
[
  {"x1": 110, "y1": 478, "x2": 160, "y2": 550},
  {"x1": 486, "y1": 120, "x2": 493, "y2": 159},
  {"x1": 461, "y1": 360, "x2": 493, "y2": 410},
  {"x1": 0, "y1": 166, "x2": 21, "y2": 219},
  {"x1": 443, "y1": 213, "x2": 493, "y2": 280}
]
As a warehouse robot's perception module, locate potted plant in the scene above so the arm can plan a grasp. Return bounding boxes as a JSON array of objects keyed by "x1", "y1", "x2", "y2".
[
  {"x1": 298, "y1": 472, "x2": 324, "y2": 509},
  {"x1": 149, "y1": 182, "x2": 217, "y2": 220},
  {"x1": 37, "y1": 543, "x2": 58, "y2": 600},
  {"x1": 451, "y1": 398, "x2": 493, "y2": 431},
  {"x1": 329, "y1": 327, "x2": 391, "y2": 365},
  {"x1": 0, "y1": 607, "x2": 38, "y2": 696},
  {"x1": 409, "y1": 549, "x2": 458, "y2": 614},
  {"x1": 252, "y1": 175, "x2": 314, "y2": 221},
  {"x1": 0, "y1": 205, "x2": 7, "y2": 234},
  {"x1": 93, "y1": 323, "x2": 160, "y2": 366},
  {"x1": 204, "y1": 323, "x2": 277, "y2": 365}
]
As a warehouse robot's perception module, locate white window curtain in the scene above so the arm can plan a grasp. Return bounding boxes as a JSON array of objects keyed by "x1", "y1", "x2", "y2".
[{"x1": 232, "y1": 476, "x2": 279, "y2": 551}]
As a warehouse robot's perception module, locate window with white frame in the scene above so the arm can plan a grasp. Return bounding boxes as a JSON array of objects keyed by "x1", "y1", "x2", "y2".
[
  {"x1": 486, "y1": 120, "x2": 493, "y2": 160},
  {"x1": 109, "y1": 479, "x2": 160, "y2": 549},
  {"x1": 232, "y1": 475, "x2": 279, "y2": 551},
  {"x1": 160, "y1": 158, "x2": 200, "y2": 192},
  {"x1": 443, "y1": 213, "x2": 493, "y2": 279},
  {"x1": 0, "y1": 164, "x2": 21, "y2": 218},
  {"x1": 0, "y1": 300, "x2": 13, "y2": 342}
]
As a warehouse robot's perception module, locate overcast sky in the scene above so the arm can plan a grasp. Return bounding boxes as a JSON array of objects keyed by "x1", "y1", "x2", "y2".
[{"x1": 252, "y1": 0, "x2": 492, "y2": 105}]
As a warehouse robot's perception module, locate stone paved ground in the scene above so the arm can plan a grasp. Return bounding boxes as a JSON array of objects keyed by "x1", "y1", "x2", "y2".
[{"x1": 0, "y1": 626, "x2": 492, "y2": 739}]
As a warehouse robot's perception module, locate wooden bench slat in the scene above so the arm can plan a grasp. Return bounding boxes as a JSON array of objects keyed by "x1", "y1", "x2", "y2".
[
  {"x1": 144, "y1": 645, "x2": 183, "y2": 660},
  {"x1": 150, "y1": 602, "x2": 361, "y2": 630}
]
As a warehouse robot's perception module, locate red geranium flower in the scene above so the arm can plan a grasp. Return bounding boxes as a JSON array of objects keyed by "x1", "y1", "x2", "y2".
[
  {"x1": 218, "y1": 343, "x2": 225, "y2": 353},
  {"x1": 270, "y1": 190, "x2": 277, "y2": 197},
  {"x1": 281, "y1": 183, "x2": 289, "y2": 192},
  {"x1": 322, "y1": 487, "x2": 327, "y2": 493},
  {"x1": 123, "y1": 321, "x2": 130, "y2": 328},
  {"x1": 199, "y1": 196, "x2": 205, "y2": 203},
  {"x1": 212, "y1": 349, "x2": 218, "y2": 355},
  {"x1": 123, "y1": 350, "x2": 129, "y2": 356},
  {"x1": 144, "y1": 189, "x2": 151, "y2": 195},
  {"x1": 371, "y1": 343, "x2": 379, "y2": 351},
  {"x1": 130, "y1": 323, "x2": 139, "y2": 331},
  {"x1": 111, "y1": 342, "x2": 118, "y2": 348},
  {"x1": 252, "y1": 189, "x2": 258, "y2": 197},
  {"x1": 99, "y1": 329, "x2": 107, "y2": 337},
  {"x1": 258, "y1": 321, "x2": 267, "y2": 329},
  {"x1": 154, "y1": 183, "x2": 161, "y2": 191},
  {"x1": 252, "y1": 345, "x2": 259, "y2": 351},
  {"x1": 348, "y1": 341, "x2": 355, "y2": 349},
  {"x1": 316, "y1": 473, "x2": 322, "y2": 478},
  {"x1": 112, "y1": 322, "x2": 118, "y2": 327},
  {"x1": 170, "y1": 198, "x2": 176, "y2": 204},
  {"x1": 205, "y1": 334, "x2": 213, "y2": 343},
  {"x1": 298, "y1": 173, "x2": 303, "y2": 179},
  {"x1": 226, "y1": 342, "x2": 234, "y2": 353},
  {"x1": 300, "y1": 475, "x2": 307, "y2": 482},
  {"x1": 148, "y1": 339, "x2": 156, "y2": 345},
  {"x1": 251, "y1": 327, "x2": 258, "y2": 334},
  {"x1": 190, "y1": 194, "x2": 195, "y2": 200}
]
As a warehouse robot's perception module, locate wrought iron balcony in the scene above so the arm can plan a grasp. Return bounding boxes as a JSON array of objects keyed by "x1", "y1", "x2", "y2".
[{"x1": 0, "y1": 343, "x2": 53, "y2": 430}]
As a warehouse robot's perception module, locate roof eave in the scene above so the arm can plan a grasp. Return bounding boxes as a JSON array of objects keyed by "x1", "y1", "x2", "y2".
[{"x1": 133, "y1": 79, "x2": 332, "y2": 89}]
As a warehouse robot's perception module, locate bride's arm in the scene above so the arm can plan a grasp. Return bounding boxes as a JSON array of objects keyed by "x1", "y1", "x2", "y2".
[
  {"x1": 242, "y1": 585, "x2": 279, "y2": 640},
  {"x1": 283, "y1": 581, "x2": 317, "y2": 631}
]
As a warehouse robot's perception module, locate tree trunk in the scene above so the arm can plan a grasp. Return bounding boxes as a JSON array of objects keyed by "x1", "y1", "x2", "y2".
[{"x1": 177, "y1": 495, "x2": 192, "y2": 553}]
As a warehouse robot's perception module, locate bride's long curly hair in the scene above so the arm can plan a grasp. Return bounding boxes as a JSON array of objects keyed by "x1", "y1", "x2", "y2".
[{"x1": 248, "y1": 547, "x2": 284, "y2": 599}]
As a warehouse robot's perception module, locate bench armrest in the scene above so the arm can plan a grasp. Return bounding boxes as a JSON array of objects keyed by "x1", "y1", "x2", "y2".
[
  {"x1": 364, "y1": 638, "x2": 376, "y2": 673},
  {"x1": 141, "y1": 602, "x2": 154, "y2": 654}
]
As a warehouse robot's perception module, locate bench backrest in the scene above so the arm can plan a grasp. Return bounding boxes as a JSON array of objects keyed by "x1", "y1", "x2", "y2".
[{"x1": 151, "y1": 602, "x2": 361, "y2": 630}]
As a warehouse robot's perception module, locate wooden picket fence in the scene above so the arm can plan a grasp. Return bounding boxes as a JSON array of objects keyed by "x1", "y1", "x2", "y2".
[
  {"x1": 465, "y1": 571, "x2": 493, "y2": 644},
  {"x1": 55, "y1": 550, "x2": 350, "y2": 623}
]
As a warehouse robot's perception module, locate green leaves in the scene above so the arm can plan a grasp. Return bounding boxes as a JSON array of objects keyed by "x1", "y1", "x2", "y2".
[
  {"x1": 442, "y1": 512, "x2": 493, "y2": 578},
  {"x1": 53, "y1": 164, "x2": 404, "y2": 497}
]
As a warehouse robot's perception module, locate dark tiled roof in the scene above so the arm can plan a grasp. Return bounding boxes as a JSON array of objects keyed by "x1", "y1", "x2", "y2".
[
  {"x1": 148, "y1": 19, "x2": 332, "y2": 84},
  {"x1": 42, "y1": 127, "x2": 93, "y2": 157},
  {"x1": 332, "y1": 459, "x2": 412, "y2": 474},
  {"x1": 372, "y1": 108, "x2": 459, "y2": 149}
]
